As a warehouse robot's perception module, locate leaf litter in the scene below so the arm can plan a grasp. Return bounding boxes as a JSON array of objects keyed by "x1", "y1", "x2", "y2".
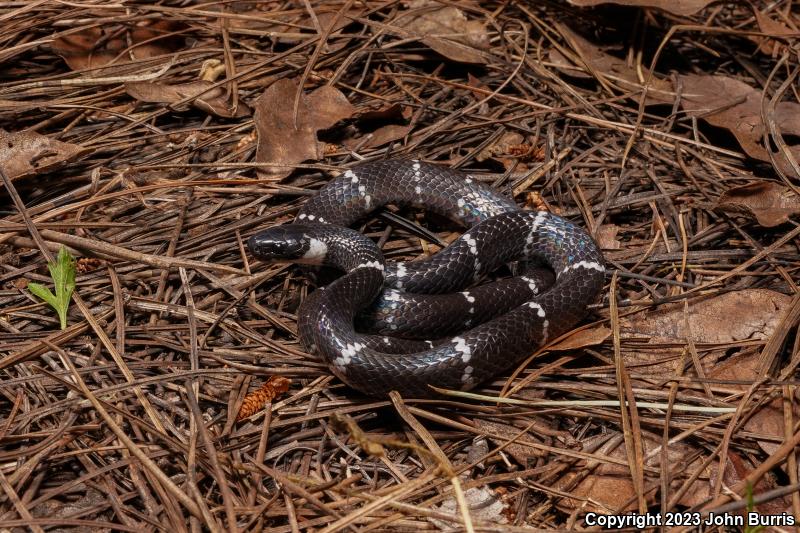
[
  {"x1": 1, "y1": 1, "x2": 800, "y2": 530},
  {"x1": 253, "y1": 77, "x2": 355, "y2": 178},
  {"x1": 0, "y1": 130, "x2": 87, "y2": 181},
  {"x1": 715, "y1": 181, "x2": 800, "y2": 227}
]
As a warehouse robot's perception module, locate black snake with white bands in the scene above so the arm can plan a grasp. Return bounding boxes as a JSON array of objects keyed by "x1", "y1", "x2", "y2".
[{"x1": 248, "y1": 160, "x2": 605, "y2": 397}]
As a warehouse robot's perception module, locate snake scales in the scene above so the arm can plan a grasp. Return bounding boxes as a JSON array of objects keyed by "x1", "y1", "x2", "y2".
[{"x1": 248, "y1": 159, "x2": 605, "y2": 397}]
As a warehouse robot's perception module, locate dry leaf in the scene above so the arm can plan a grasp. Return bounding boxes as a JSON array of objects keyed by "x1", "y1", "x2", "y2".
[
  {"x1": 0, "y1": 130, "x2": 87, "y2": 182},
  {"x1": 567, "y1": 0, "x2": 715, "y2": 16},
  {"x1": 473, "y1": 419, "x2": 546, "y2": 466},
  {"x1": 706, "y1": 351, "x2": 800, "y2": 456},
  {"x1": 752, "y1": 7, "x2": 798, "y2": 56},
  {"x1": 620, "y1": 289, "x2": 791, "y2": 377},
  {"x1": 715, "y1": 181, "x2": 800, "y2": 227},
  {"x1": 476, "y1": 131, "x2": 525, "y2": 162},
  {"x1": 357, "y1": 103, "x2": 406, "y2": 122},
  {"x1": 678, "y1": 74, "x2": 800, "y2": 178},
  {"x1": 560, "y1": 435, "x2": 782, "y2": 516},
  {"x1": 466, "y1": 72, "x2": 490, "y2": 97},
  {"x1": 622, "y1": 289, "x2": 791, "y2": 344},
  {"x1": 548, "y1": 325, "x2": 611, "y2": 351},
  {"x1": 554, "y1": 431, "x2": 700, "y2": 513},
  {"x1": 430, "y1": 486, "x2": 508, "y2": 529},
  {"x1": 254, "y1": 78, "x2": 355, "y2": 178},
  {"x1": 596, "y1": 224, "x2": 622, "y2": 250},
  {"x1": 227, "y1": 7, "x2": 357, "y2": 51},
  {"x1": 52, "y1": 21, "x2": 183, "y2": 70},
  {"x1": 550, "y1": 25, "x2": 673, "y2": 103},
  {"x1": 344, "y1": 124, "x2": 412, "y2": 149},
  {"x1": 75, "y1": 258, "x2": 105, "y2": 274},
  {"x1": 389, "y1": 0, "x2": 490, "y2": 64},
  {"x1": 343, "y1": 104, "x2": 412, "y2": 148},
  {"x1": 548, "y1": 48, "x2": 592, "y2": 79},
  {"x1": 679, "y1": 449, "x2": 790, "y2": 513},
  {"x1": 125, "y1": 81, "x2": 250, "y2": 118}
]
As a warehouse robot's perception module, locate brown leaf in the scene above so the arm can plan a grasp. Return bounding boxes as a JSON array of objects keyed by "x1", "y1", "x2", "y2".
[
  {"x1": 52, "y1": 21, "x2": 184, "y2": 70},
  {"x1": 620, "y1": 289, "x2": 791, "y2": 376},
  {"x1": 342, "y1": 104, "x2": 412, "y2": 148},
  {"x1": 0, "y1": 130, "x2": 88, "y2": 182},
  {"x1": 356, "y1": 103, "x2": 406, "y2": 122},
  {"x1": 621, "y1": 289, "x2": 791, "y2": 344},
  {"x1": 431, "y1": 486, "x2": 508, "y2": 529},
  {"x1": 567, "y1": 0, "x2": 714, "y2": 16},
  {"x1": 554, "y1": 431, "x2": 699, "y2": 513},
  {"x1": 752, "y1": 7, "x2": 798, "y2": 56},
  {"x1": 389, "y1": 0, "x2": 490, "y2": 64},
  {"x1": 344, "y1": 124, "x2": 412, "y2": 149},
  {"x1": 596, "y1": 224, "x2": 622, "y2": 250},
  {"x1": 679, "y1": 450, "x2": 790, "y2": 514},
  {"x1": 227, "y1": 7, "x2": 358, "y2": 51},
  {"x1": 75, "y1": 258, "x2": 105, "y2": 274},
  {"x1": 715, "y1": 181, "x2": 800, "y2": 227},
  {"x1": 678, "y1": 74, "x2": 800, "y2": 178},
  {"x1": 466, "y1": 72, "x2": 490, "y2": 97},
  {"x1": 254, "y1": 78, "x2": 355, "y2": 178},
  {"x1": 706, "y1": 351, "x2": 800, "y2": 456},
  {"x1": 548, "y1": 325, "x2": 611, "y2": 351},
  {"x1": 473, "y1": 419, "x2": 546, "y2": 466},
  {"x1": 125, "y1": 81, "x2": 250, "y2": 118},
  {"x1": 476, "y1": 132, "x2": 525, "y2": 162},
  {"x1": 551, "y1": 25, "x2": 674, "y2": 103}
]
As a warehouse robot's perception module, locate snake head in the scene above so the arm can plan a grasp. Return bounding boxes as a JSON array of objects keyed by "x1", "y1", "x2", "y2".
[{"x1": 248, "y1": 225, "x2": 327, "y2": 264}]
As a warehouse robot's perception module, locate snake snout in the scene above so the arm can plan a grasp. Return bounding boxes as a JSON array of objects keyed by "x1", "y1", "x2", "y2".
[{"x1": 248, "y1": 226, "x2": 310, "y2": 261}]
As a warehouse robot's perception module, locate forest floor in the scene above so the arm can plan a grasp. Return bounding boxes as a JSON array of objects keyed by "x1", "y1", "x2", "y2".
[{"x1": 1, "y1": 1, "x2": 800, "y2": 531}]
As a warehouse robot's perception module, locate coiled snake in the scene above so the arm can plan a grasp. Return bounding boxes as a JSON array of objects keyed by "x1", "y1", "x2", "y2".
[{"x1": 249, "y1": 159, "x2": 605, "y2": 397}]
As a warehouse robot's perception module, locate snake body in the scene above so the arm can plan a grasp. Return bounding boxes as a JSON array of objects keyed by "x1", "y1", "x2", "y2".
[{"x1": 248, "y1": 159, "x2": 605, "y2": 397}]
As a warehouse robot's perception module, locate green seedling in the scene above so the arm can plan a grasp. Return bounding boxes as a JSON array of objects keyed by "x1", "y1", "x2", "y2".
[
  {"x1": 743, "y1": 482, "x2": 766, "y2": 533},
  {"x1": 27, "y1": 246, "x2": 76, "y2": 330}
]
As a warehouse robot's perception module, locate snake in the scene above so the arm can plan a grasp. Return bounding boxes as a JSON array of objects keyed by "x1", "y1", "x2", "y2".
[{"x1": 248, "y1": 159, "x2": 605, "y2": 397}]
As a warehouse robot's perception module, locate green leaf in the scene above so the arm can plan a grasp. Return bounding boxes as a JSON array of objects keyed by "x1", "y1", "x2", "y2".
[
  {"x1": 744, "y1": 482, "x2": 766, "y2": 533},
  {"x1": 27, "y1": 246, "x2": 76, "y2": 330}
]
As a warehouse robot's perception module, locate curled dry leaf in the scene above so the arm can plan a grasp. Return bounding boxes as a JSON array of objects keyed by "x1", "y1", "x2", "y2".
[
  {"x1": 567, "y1": 0, "x2": 714, "y2": 16},
  {"x1": 254, "y1": 78, "x2": 355, "y2": 179},
  {"x1": 549, "y1": 25, "x2": 673, "y2": 104},
  {"x1": 678, "y1": 74, "x2": 800, "y2": 178},
  {"x1": 0, "y1": 130, "x2": 88, "y2": 182},
  {"x1": 715, "y1": 181, "x2": 800, "y2": 227},
  {"x1": 388, "y1": 0, "x2": 491, "y2": 64},
  {"x1": 344, "y1": 124, "x2": 411, "y2": 149},
  {"x1": 125, "y1": 81, "x2": 250, "y2": 118},
  {"x1": 343, "y1": 103, "x2": 412, "y2": 149},
  {"x1": 52, "y1": 21, "x2": 184, "y2": 70}
]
